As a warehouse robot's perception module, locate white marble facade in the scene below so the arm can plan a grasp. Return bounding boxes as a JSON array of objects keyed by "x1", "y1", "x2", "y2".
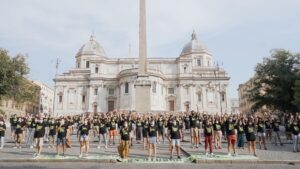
[{"x1": 53, "y1": 31, "x2": 231, "y2": 115}]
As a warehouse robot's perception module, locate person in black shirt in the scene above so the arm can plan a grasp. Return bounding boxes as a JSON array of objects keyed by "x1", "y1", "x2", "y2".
[
  {"x1": 15, "y1": 117, "x2": 25, "y2": 149},
  {"x1": 33, "y1": 118, "x2": 45, "y2": 158},
  {"x1": 109, "y1": 117, "x2": 118, "y2": 145},
  {"x1": 168, "y1": 119, "x2": 182, "y2": 159},
  {"x1": 0, "y1": 118, "x2": 6, "y2": 149},
  {"x1": 135, "y1": 117, "x2": 143, "y2": 144},
  {"x1": 272, "y1": 118, "x2": 283, "y2": 146},
  {"x1": 291, "y1": 119, "x2": 300, "y2": 152},
  {"x1": 157, "y1": 116, "x2": 164, "y2": 144},
  {"x1": 213, "y1": 118, "x2": 222, "y2": 149},
  {"x1": 204, "y1": 119, "x2": 214, "y2": 156},
  {"x1": 56, "y1": 119, "x2": 69, "y2": 157},
  {"x1": 148, "y1": 120, "x2": 158, "y2": 159},
  {"x1": 237, "y1": 120, "x2": 245, "y2": 149},
  {"x1": 43, "y1": 116, "x2": 50, "y2": 142},
  {"x1": 118, "y1": 121, "x2": 130, "y2": 161},
  {"x1": 257, "y1": 118, "x2": 267, "y2": 150},
  {"x1": 285, "y1": 119, "x2": 293, "y2": 144},
  {"x1": 48, "y1": 118, "x2": 57, "y2": 149},
  {"x1": 98, "y1": 118, "x2": 108, "y2": 149},
  {"x1": 190, "y1": 112, "x2": 200, "y2": 148},
  {"x1": 265, "y1": 119, "x2": 272, "y2": 142},
  {"x1": 78, "y1": 119, "x2": 91, "y2": 158},
  {"x1": 245, "y1": 119, "x2": 257, "y2": 157},
  {"x1": 10, "y1": 114, "x2": 17, "y2": 140},
  {"x1": 225, "y1": 116, "x2": 238, "y2": 156},
  {"x1": 25, "y1": 116, "x2": 34, "y2": 148},
  {"x1": 142, "y1": 118, "x2": 149, "y2": 150}
]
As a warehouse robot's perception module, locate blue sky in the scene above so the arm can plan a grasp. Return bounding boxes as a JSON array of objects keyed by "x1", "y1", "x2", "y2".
[{"x1": 0, "y1": 0, "x2": 299, "y2": 98}]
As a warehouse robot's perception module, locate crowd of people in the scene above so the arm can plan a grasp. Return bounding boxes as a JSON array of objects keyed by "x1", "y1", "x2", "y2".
[{"x1": 0, "y1": 110, "x2": 299, "y2": 161}]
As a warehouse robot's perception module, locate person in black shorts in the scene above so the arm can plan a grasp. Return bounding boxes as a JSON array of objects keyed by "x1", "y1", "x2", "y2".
[
  {"x1": 33, "y1": 118, "x2": 45, "y2": 158},
  {"x1": 245, "y1": 118, "x2": 257, "y2": 157},
  {"x1": 157, "y1": 116, "x2": 164, "y2": 144},
  {"x1": 78, "y1": 118, "x2": 91, "y2": 158},
  {"x1": 56, "y1": 118, "x2": 69, "y2": 157}
]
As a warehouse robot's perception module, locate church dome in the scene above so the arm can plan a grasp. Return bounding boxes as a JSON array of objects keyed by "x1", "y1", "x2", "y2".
[
  {"x1": 76, "y1": 34, "x2": 106, "y2": 57},
  {"x1": 180, "y1": 31, "x2": 210, "y2": 56}
]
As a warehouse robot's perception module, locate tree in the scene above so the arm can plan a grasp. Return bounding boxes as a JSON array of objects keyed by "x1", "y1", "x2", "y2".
[
  {"x1": 248, "y1": 49, "x2": 300, "y2": 113},
  {"x1": 0, "y1": 48, "x2": 37, "y2": 103},
  {"x1": 293, "y1": 73, "x2": 300, "y2": 110}
]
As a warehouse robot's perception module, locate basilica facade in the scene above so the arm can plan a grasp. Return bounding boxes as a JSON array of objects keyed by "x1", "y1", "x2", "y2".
[{"x1": 53, "y1": 31, "x2": 231, "y2": 115}]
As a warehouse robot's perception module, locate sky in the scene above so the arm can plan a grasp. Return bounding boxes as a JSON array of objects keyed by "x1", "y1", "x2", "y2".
[{"x1": 0, "y1": 0, "x2": 300, "y2": 98}]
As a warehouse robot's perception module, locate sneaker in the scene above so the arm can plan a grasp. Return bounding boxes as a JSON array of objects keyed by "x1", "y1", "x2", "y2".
[
  {"x1": 227, "y1": 153, "x2": 231, "y2": 157},
  {"x1": 233, "y1": 153, "x2": 238, "y2": 157},
  {"x1": 30, "y1": 146, "x2": 33, "y2": 149},
  {"x1": 105, "y1": 145, "x2": 108, "y2": 149},
  {"x1": 210, "y1": 153, "x2": 214, "y2": 158},
  {"x1": 97, "y1": 146, "x2": 100, "y2": 149},
  {"x1": 79, "y1": 154, "x2": 82, "y2": 158},
  {"x1": 170, "y1": 156, "x2": 173, "y2": 160},
  {"x1": 177, "y1": 156, "x2": 181, "y2": 159},
  {"x1": 205, "y1": 152, "x2": 209, "y2": 156}
]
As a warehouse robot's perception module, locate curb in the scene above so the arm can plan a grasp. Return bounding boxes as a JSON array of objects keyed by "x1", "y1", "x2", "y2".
[
  {"x1": 196, "y1": 159, "x2": 300, "y2": 165},
  {"x1": 0, "y1": 159, "x2": 116, "y2": 163},
  {"x1": 180, "y1": 147, "x2": 300, "y2": 165}
]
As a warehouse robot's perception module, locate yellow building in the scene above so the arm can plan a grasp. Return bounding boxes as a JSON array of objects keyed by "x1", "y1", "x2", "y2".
[
  {"x1": 238, "y1": 78, "x2": 255, "y2": 113},
  {"x1": 0, "y1": 80, "x2": 40, "y2": 118}
]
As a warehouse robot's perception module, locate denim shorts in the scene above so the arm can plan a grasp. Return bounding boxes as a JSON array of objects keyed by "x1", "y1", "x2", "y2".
[
  {"x1": 148, "y1": 137, "x2": 157, "y2": 144},
  {"x1": 57, "y1": 137, "x2": 66, "y2": 145},
  {"x1": 172, "y1": 139, "x2": 180, "y2": 146},
  {"x1": 80, "y1": 134, "x2": 89, "y2": 142}
]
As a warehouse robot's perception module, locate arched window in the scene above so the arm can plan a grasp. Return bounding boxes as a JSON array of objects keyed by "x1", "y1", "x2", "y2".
[
  {"x1": 221, "y1": 93, "x2": 225, "y2": 102},
  {"x1": 152, "y1": 82, "x2": 157, "y2": 93},
  {"x1": 95, "y1": 67, "x2": 99, "y2": 73},
  {"x1": 197, "y1": 59, "x2": 201, "y2": 66},
  {"x1": 125, "y1": 82, "x2": 129, "y2": 94},
  {"x1": 184, "y1": 67, "x2": 187, "y2": 73},
  {"x1": 86, "y1": 61, "x2": 90, "y2": 68}
]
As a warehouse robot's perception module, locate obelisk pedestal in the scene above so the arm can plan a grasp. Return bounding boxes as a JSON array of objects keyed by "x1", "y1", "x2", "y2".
[{"x1": 135, "y1": 0, "x2": 151, "y2": 113}]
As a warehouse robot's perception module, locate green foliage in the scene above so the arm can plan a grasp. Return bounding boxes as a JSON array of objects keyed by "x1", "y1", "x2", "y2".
[
  {"x1": 0, "y1": 48, "x2": 38, "y2": 104},
  {"x1": 249, "y1": 49, "x2": 300, "y2": 113},
  {"x1": 293, "y1": 73, "x2": 300, "y2": 111}
]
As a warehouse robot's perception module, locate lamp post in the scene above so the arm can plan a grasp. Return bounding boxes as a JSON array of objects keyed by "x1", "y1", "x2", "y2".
[{"x1": 52, "y1": 58, "x2": 61, "y2": 117}]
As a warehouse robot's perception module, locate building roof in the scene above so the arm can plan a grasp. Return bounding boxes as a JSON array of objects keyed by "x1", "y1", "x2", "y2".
[
  {"x1": 180, "y1": 30, "x2": 211, "y2": 56},
  {"x1": 76, "y1": 34, "x2": 106, "y2": 57}
]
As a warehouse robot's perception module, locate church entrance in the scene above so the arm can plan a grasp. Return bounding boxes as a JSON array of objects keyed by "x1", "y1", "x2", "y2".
[
  {"x1": 169, "y1": 100, "x2": 174, "y2": 111},
  {"x1": 108, "y1": 101, "x2": 114, "y2": 112}
]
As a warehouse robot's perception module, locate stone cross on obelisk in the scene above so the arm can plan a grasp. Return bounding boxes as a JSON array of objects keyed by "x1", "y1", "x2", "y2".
[{"x1": 135, "y1": 0, "x2": 151, "y2": 113}]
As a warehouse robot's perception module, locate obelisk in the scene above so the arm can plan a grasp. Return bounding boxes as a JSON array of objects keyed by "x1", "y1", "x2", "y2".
[{"x1": 135, "y1": 0, "x2": 151, "y2": 113}]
